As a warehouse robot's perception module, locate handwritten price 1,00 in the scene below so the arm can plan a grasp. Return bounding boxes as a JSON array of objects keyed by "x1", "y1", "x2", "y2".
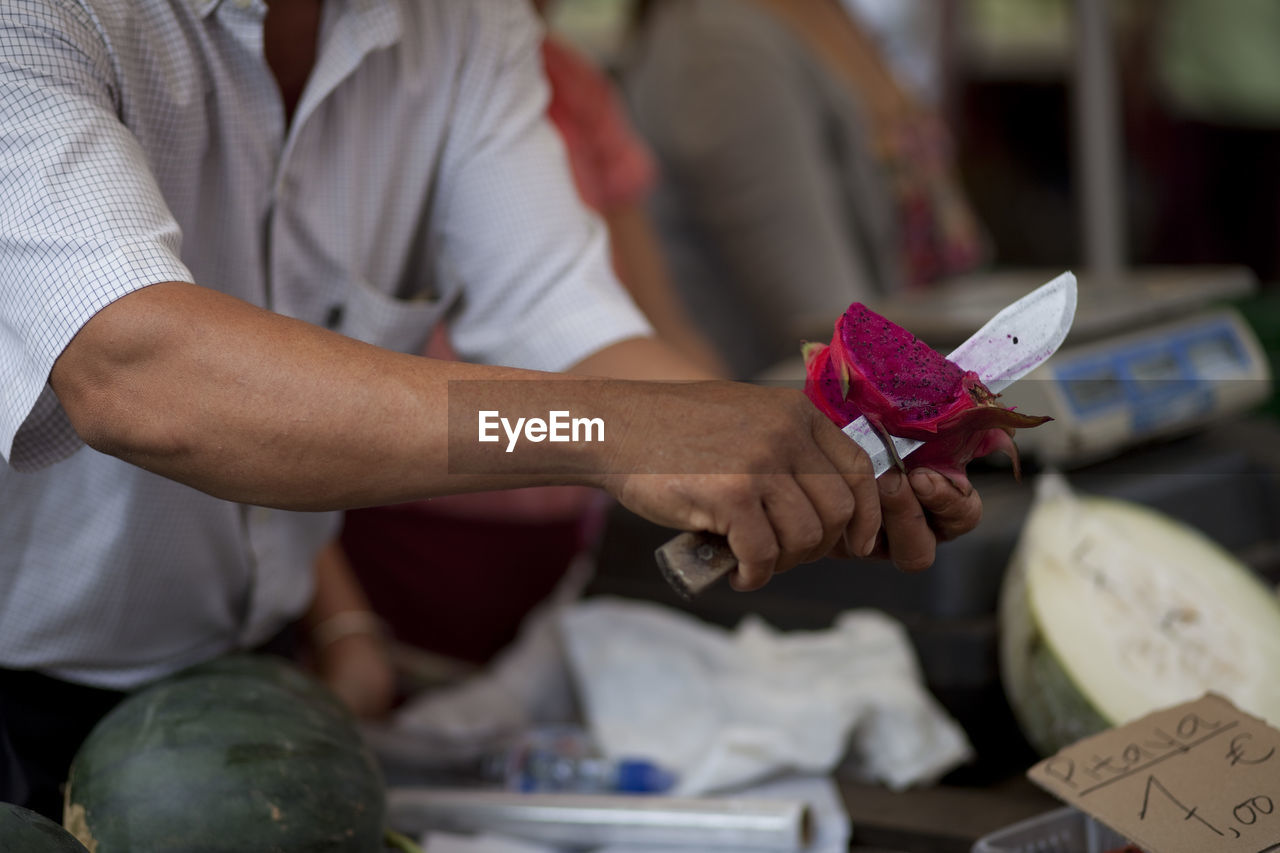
[{"x1": 1140, "y1": 775, "x2": 1274, "y2": 841}]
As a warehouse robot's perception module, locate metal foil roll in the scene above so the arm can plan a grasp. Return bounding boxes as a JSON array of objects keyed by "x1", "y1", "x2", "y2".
[{"x1": 386, "y1": 788, "x2": 812, "y2": 850}]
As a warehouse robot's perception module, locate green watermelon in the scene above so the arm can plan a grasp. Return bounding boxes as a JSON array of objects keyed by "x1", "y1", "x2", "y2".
[
  {"x1": 1000, "y1": 474, "x2": 1280, "y2": 755},
  {"x1": 0, "y1": 803, "x2": 89, "y2": 852},
  {"x1": 63, "y1": 654, "x2": 387, "y2": 852}
]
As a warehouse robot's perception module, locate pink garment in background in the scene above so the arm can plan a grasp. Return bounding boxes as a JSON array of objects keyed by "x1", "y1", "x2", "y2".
[{"x1": 542, "y1": 37, "x2": 657, "y2": 215}]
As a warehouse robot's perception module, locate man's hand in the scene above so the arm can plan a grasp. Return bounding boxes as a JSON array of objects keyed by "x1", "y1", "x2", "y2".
[
  {"x1": 600, "y1": 382, "x2": 883, "y2": 590},
  {"x1": 582, "y1": 368, "x2": 983, "y2": 589}
]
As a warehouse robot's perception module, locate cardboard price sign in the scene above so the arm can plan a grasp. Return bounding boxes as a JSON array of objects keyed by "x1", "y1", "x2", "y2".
[{"x1": 1028, "y1": 694, "x2": 1280, "y2": 853}]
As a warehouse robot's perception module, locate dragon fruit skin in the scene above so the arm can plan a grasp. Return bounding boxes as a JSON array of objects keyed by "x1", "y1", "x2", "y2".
[
  {"x1": 903, "y1": 422, "x2": 1023, "y2": 493},
  {"x1": 803, "y1": 303, "x2": 1050, "y2": 489}
]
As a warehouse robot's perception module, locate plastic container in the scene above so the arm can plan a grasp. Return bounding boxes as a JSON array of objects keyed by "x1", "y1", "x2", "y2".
[
  {"x1": 485, "y1": 727, "x2": 676, "y2": 795},
  {"x1": 971, "y1": 807, "x2": 1133, "y2": 853},
  {"x1": 365, "y1": 725, "x2": 677, "y2": 794}
]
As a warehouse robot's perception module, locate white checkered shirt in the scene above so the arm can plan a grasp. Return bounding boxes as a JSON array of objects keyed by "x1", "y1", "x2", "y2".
[{"x1": 0, "y1": 0, "x2": 651, "y2": 688}]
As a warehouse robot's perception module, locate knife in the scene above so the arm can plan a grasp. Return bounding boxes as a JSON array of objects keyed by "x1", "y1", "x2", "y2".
[{"x1": 654, "y1": 271, "x2": 1079, "y2": 599}]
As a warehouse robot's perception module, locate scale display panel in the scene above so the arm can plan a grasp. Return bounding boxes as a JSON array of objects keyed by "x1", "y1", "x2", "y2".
[{"x1": 1002, "y1": 308, "x2": 1271, "y2": 466}]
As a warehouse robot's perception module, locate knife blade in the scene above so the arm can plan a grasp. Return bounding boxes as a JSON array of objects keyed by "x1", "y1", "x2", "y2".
[
  {"x1": 846, "y1": 270, "x2": 1078, "y2": 477},
  {"x1": 655, "y1": 271, "x2": 1078, "y2": 599}
]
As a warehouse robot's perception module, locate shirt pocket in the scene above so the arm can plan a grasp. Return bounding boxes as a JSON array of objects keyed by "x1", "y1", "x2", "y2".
[{"x1": 332, "y1": 277, "x2": 449, "y2": 356}]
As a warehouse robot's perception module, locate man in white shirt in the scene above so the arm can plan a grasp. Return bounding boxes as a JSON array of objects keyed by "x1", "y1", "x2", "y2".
[{"x1": 0, "y1": 0, "x2": 982, "y2": 818}]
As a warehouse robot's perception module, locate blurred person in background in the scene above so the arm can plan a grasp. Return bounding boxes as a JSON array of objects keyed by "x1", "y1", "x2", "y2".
[
  {"x1": 313, "y1": 0, "x2": 728, "y2": 718},
  {"x1": 625, "y1": 0, "x2": 986, "y2": 379}
]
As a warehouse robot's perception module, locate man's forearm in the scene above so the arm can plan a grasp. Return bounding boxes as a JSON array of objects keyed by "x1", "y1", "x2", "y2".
[
  {"x1": 49, "y1": 281, "x2": 653, "y2": 510},
  {"x1": 46, "y1": 280, "x2": 983, "y2": 583}
]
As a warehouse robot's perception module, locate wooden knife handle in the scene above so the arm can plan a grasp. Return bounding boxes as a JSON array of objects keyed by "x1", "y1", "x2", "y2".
[{"x1": 654, "y1": 530, "x2": 738, "y2": 599}]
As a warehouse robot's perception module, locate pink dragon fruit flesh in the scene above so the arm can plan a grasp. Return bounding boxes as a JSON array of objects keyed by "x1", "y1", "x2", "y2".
[{"x1": 803, "y1": 302, "x2": 1051, "y2": 491}]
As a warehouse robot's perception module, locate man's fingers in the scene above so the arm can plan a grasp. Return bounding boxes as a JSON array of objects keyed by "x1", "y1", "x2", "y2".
[
  {"x1": 727, "y1": 477, "x2": 828, "y2": 589},
  {"x1": 809, "y1": 417, "x2": 880, "y2": 558},
  {"x1": 792, "y1": 471, "x2": 856, "y2": 562},
  {"x1": 762, "y1": 478, "x2": 829, "y2": 570},
  {"x1": 909, "y1": 469, "x2": 983, "y2": 541},
  {"x1": 725, "y1": 502, "x2": 781, "y2": 591},
  {"x1": 876, "y1": 468, "x2": 936, "y2": 572}
]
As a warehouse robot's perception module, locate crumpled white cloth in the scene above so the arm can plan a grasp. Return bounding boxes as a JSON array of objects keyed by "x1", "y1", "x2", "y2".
[
  {"x1": 392, "y1": 586, "x2": 971, "y2": 795},
  {"x1": 559, "y1": 598, "x2": 973, "y2": 795}
]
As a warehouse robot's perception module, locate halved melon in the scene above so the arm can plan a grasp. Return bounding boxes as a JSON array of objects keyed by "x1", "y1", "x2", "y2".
[{"x1": 999, "y1": 473, "x2": 1280, "y2": 756}]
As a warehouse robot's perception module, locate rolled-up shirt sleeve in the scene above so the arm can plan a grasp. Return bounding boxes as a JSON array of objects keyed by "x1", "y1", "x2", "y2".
[
  {"x1": 0, "y1": 2, "x2": 192, "y2": 471},
  {"x1": 433, "y1": 2, "x2": 653, "y2": 373}
]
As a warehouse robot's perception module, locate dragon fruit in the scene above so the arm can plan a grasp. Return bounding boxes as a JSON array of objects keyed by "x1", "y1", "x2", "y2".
[{"x1": 803, "y1": 303, "x2": 1050, "y2": 491}]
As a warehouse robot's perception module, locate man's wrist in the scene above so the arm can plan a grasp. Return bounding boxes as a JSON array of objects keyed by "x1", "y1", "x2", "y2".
[{"x1": 446, "y1": 376, "x2": 644, "y2": 490}]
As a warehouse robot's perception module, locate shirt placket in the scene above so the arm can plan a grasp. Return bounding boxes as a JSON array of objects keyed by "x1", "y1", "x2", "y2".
[{"x1": 265, "y1": 0, "x2": 403, "y2": 325}]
